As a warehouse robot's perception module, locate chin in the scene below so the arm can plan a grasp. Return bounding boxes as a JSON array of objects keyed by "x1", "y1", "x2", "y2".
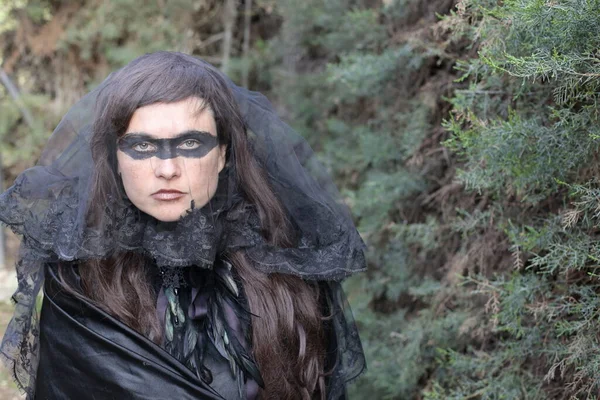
[{"x1": 147, "y1": 207, "x2": 189, "y2": 222}]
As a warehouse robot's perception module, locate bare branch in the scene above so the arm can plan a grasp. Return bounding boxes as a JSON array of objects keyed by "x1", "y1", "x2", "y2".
[{"x1": 0, "y1": 68, "x2": 35, "y2": 129}]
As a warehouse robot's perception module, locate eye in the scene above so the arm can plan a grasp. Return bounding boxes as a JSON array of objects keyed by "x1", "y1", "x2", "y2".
[
  {"x1": 132, "y1": 142, "x2": 156, "y2": 152},
  {"x1": 179, "y1": 139, "x2": 201, "y2": 150}
]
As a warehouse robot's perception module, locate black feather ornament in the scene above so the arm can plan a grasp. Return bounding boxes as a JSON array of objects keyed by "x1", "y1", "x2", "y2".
[{"x1": 160, "y1": 260, "x2": 264, "y2": 397}]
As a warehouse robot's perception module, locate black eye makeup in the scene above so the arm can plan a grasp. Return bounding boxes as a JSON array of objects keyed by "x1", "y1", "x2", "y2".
[{"x1": 117, "y1": 130, "x2": 218, "y2": 160}]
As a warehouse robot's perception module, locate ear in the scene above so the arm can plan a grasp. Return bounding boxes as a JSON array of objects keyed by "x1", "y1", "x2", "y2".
[{"x1": 217, "y1": 144, "x2": 227, "y2": 173}]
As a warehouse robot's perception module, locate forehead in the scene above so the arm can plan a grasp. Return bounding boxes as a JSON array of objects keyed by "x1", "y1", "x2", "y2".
[{"x1": 125, "y1": 97, "x2": 216, "y2": 138}]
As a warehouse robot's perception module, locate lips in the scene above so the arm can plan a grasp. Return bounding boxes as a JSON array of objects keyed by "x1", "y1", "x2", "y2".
[{"x1": 151, "y1": 189, "x2": 185, "y2": 201}]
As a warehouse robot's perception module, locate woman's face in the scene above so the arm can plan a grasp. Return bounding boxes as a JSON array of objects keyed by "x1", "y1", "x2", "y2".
[{"x1": 116, "y1": 97, "x2": 226, "y2": 222}]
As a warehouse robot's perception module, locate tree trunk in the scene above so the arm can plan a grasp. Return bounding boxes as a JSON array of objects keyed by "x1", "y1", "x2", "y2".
[
  {"x1": 242, "y1": 0, "x2": 252, "y2": 87},
  {"x1": 221, "y1": 0, "x2": 238, "y2": 75}
]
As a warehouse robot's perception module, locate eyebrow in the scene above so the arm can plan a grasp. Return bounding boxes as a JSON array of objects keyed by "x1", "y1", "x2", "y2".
[{"x1": 120, "y1": 129, "x2": 215, "y2": 140}]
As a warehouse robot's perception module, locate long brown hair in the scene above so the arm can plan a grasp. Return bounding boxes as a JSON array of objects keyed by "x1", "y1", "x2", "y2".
[{"x1": 60, "y1": 52, "x2": 327, "y2": 399}]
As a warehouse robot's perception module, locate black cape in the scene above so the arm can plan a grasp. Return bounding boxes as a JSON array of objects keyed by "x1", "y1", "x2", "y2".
[{"x1": 35, "y1": 263, "x2": 224, "y2": 400}]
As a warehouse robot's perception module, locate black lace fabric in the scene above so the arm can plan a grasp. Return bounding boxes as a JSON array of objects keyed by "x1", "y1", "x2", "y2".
[{"x1": 0, "y1": 53, "x2": 367, "y2": 399}]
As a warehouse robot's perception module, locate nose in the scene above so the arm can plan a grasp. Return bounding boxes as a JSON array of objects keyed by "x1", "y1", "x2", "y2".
[{"x1": 153, "y1": 157, "x2": 181, "y2": 180}]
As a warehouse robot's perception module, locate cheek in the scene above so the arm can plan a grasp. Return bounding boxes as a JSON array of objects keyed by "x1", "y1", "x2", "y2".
[
  {"x1": 117, "y1": 155, "x2": 148, "y2": 191},
  {"x1": 186, "y1": 157, "x2": 217, "y2": 183},
  {"x1": 183, "y1": 153, "x2": 222, "y2": 194}
]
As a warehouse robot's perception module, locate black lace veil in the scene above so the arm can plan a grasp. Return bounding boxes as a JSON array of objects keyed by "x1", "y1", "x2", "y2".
[{"x1": 0, "y1": 52, "x2": 366, "y2": 398}]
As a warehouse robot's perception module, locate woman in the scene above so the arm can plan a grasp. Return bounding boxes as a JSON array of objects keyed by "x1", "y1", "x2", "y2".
[{"x1": 0, "y1": 52, "x2": 366, "y2": 399}]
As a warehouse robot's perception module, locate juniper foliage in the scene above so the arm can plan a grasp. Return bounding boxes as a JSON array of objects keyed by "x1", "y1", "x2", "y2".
[{"x1": 432, "y1": 0, "x2": 600, "y2": 398}]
